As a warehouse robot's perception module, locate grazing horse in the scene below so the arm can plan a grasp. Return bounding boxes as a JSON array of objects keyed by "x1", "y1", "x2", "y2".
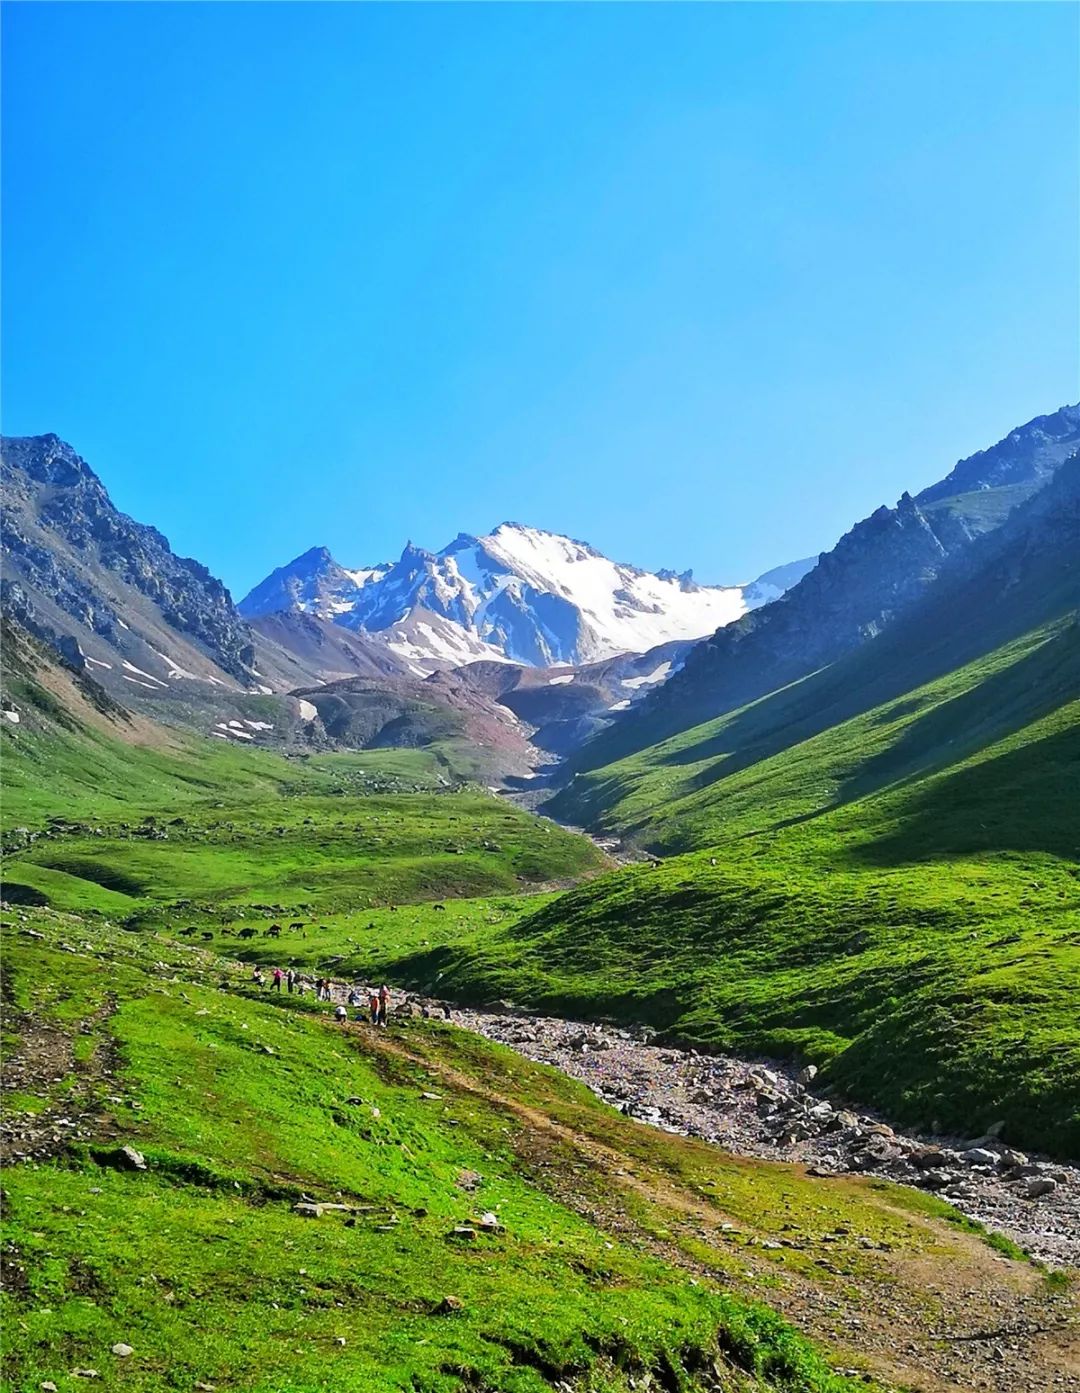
[
  {"x1": 201, "y1": 931, "x2": 214, "y2": 942},
  {"x1": 178, "y1": 927, "x2": 198, "y2": 938},
  {"x1": 289, "y1": 921, "x2": 304, "y2": 931},
  {"x1": 237, "y1": 927, "x2": 258, "y2": 940},
  {"x1": 265, "y1": 925, "x2": 282, "y2": 938},
  {"x1": 432, "y1": 904, "x2": 446, "y2": 913}
]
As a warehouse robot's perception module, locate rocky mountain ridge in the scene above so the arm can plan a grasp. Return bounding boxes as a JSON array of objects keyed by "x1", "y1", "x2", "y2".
[
  {"x1": 572, "y1": 403, "x2": 1080, "y2": 770},
  {"x1": 1, "y1": 434, "x2": 256, "y2": 683}
]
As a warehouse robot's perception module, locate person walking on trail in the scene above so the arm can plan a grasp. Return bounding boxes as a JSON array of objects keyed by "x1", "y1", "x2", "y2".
[
  {"x1": 251, "y1": 967, "x2": 265, "y2": 988},
  {"x1": 347, "y1": 987, "x2": 359, "y2": 1008},
  {"x1": 314, "y1": 976, "x2": 324, "y2": 1001},
  {"x1": 368, "y1": 988, "x2": 379, "y2": 1025},
  {"x1": 377, "y1": 983, "x2": 390, "y2": 1027},
  {"x1": 272, "y1": 967, "x2": 283, "y2": 993},
  {"x1": 286, "y1": 968, "x2": 296, "y2": 995},
  {"x1": 334, "y1": 1003, "x2": 347, "y2": 1024}
]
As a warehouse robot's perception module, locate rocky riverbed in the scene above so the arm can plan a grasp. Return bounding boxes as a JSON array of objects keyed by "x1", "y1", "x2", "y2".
[{"x1": 436, "y1": 1004, "x2": 1080, "y2": 1268}]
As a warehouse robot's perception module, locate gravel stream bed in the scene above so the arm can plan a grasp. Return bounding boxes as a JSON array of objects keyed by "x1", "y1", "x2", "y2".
[{"x1": 437, "y1": 1004, "x2": 1079, "y2": 1268}]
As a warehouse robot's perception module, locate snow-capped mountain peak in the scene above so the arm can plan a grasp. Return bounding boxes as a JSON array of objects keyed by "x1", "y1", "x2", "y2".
[
  {"x1": 240, "y1": 524, "x2": 801, "y2": 673},
  {"x1": 238, "y1": 546, "x2": 390, "y2": 621}
]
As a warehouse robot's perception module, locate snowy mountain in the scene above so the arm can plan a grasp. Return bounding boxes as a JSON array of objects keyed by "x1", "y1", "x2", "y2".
[{"x1": 241, "y1": 523, "x2": 792, "y2": 672}]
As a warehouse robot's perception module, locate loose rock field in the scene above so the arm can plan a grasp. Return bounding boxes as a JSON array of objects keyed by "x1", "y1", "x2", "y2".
[{"x1": 444, "y1": 1005, "x2": 1080, "y2": 1267}]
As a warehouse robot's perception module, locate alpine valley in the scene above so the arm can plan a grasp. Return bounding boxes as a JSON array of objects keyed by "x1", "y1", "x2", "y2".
[{"x1": 2, "y1": 404, "x2": 1079, "y2": 1393}]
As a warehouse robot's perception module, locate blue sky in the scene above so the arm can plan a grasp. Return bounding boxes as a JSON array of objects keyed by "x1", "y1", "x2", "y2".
[{"x1": 3, "y1": 3, "x2": 1077, "y2": 598}]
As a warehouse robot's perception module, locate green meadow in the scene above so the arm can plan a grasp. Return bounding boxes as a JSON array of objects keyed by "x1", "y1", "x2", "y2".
[{"x1": 4, "y1": 914, "x2": 1070, "y2": 1393}]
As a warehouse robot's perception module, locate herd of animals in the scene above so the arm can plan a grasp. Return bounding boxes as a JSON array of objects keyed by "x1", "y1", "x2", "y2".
[{"x1": 175, "y1": 908, "x2": 449, "y2": 943}]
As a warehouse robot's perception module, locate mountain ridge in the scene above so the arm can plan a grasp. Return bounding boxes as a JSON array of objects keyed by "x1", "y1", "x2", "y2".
[
  {"x1": 567, "y1": 402, "x2": 1080, "y2": 772},
  {"x1": 240, "y1": 521, "x2": 810, "y2": 672}
]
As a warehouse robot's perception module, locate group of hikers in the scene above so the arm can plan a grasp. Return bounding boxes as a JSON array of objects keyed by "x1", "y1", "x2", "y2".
[{"x1": 250, "y1": 964, "x2": 391, "y2": 1025}]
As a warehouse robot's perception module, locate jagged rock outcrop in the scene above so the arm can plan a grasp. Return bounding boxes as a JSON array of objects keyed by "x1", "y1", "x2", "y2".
[{"x1": 916, "y1": 402, "x2": 1080, "y2": 505}]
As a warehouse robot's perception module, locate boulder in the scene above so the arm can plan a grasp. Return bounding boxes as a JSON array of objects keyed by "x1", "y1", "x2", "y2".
[
  {"x1": 98, "y1": 1145, "x2": 147, "y2": 1172},
  {"x1": 1017, "y1": 1177, "x2": 1057, "y2": 1200},
  {"x1": 916, "y1": 1170, "x2": 953, "y2": 1191}
]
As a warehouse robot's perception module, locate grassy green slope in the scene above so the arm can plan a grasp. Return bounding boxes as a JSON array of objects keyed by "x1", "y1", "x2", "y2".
[
  {"x1": 555, "y1": 614, "x2": 1078, "y2": 855},
  {"x1": 6, "y1": 915, "x2": 1070, "y2": 1393},
  {"x1": 4, "y1": 786, "x2": 601, "y2": 921},
  {"x1": 376, "y1": 625, "x2": 1080, "y2": 1156},
  {"x1": 0, "y1": 685, "x2": 497, "y2": 830}
]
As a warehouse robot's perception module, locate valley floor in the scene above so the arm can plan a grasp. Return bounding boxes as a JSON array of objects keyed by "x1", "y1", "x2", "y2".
[{"x1": 3, "y1": 911, "x2": 1079, "y2": 1393}]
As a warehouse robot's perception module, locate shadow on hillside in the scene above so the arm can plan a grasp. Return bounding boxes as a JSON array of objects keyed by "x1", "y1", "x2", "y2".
[
  {"x1": 651, "y1": 565, "x2": 1079, "y2": 810},
  {"x1": 836, "y1": 623, "x2": 1079, "y2": 807},
  {"x1": 850, "y1": 720, "x2": 1080, "y2": 866},
  {"x1": 744, "y1": 628, "x2": 1079, "y2": 856}
]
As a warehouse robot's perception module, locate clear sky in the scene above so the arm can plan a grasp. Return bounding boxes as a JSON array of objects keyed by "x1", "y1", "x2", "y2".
[{"x1": 3, "y1": 3, "x2": 1077, "y2": 598}]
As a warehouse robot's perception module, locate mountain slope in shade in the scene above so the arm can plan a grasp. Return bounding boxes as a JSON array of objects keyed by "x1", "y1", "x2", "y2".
[
  {"x1": 569, "y1": 403, "x2": 1080, "y2": 771},
  {"x1": 241, "y1": 523, "x2": 801, "y2": 670},
  {"x1": 553, "y1": 450, "x2": 1080, "y2": 841}
]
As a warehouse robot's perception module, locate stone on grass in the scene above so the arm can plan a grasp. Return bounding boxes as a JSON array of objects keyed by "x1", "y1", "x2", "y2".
[
  {"x1": 293, "y1": 1202, "x2": 323, "y2": 1218},
  {"x1": 111, "y1": 1344, "x2": 133, "y2": 1358},
  {"x1": 99, "y1": 1146, "x2": 146, "y2": 1172},
  {"x1": 434, "y1": 1295, "x2": 464, "y2": 1314}
]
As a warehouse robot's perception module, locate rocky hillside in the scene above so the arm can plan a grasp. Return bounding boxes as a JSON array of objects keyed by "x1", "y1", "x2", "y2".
[
  {"x1": 0, "y1": 436, "x2": 525, "y2": 776},
  {"x1": 572, "y1": 403, "x2": 1080, "y2": 770},
  {"x1": 1, "y1": 434, "x2": 258, "y2": 685}
]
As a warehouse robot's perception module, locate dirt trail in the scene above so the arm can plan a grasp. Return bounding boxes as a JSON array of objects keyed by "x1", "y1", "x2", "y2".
[
  {"x1": 435, "y1": 1005, "x2": 1080, "y2": 1269},
  {"x1": 0, "y1": 981, "x2": 119, "y2": 1164},
  {"x1": 361, "y1": 1021, "x2": 1080, "y2": 1393}
]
